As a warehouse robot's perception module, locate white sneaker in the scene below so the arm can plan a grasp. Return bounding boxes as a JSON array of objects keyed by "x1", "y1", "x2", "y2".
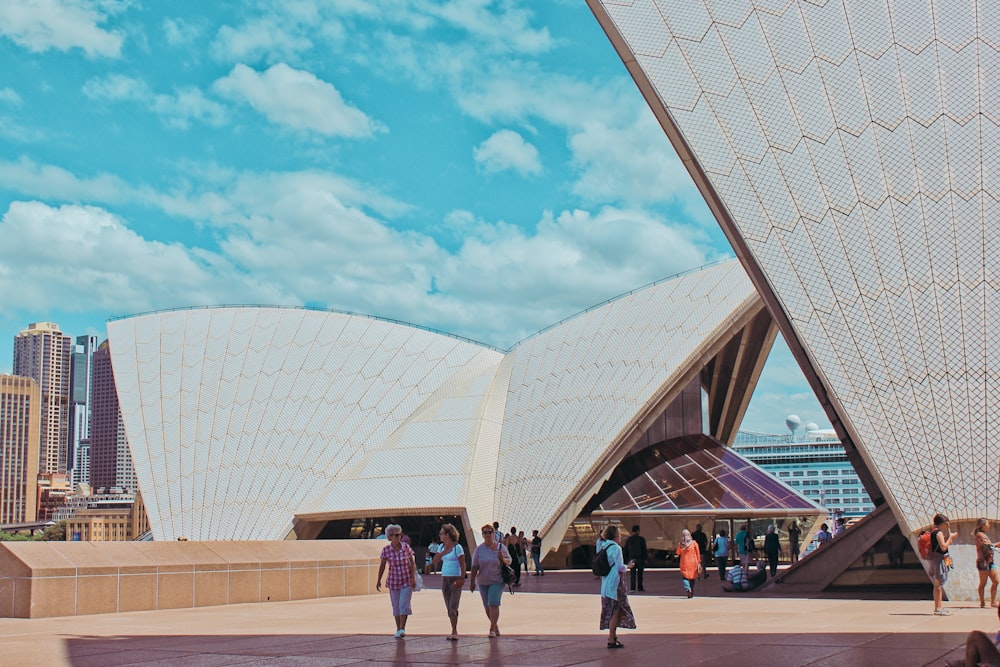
[{"x1": 934, "y1": 608, "x2": 952, "y2": 616}]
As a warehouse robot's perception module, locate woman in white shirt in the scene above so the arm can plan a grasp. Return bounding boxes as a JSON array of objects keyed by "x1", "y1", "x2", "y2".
[{"x1": 432, "y1": 523, "x2": 466, "y2": 640}]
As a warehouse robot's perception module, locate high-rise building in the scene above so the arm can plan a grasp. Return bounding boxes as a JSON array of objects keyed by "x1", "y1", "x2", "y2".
[
  {"x1": 13, "y1": 322, "x2": 71, "y2": 475},
  {"x1": 68, "y1": 334, "x2": 97, "y2": 488},
  {"x1": 0, "y1": 375, "x2": 40, "y2": 523},
  {"x1": 90, "y1": 340, "x2": 136, "y2": 492}
]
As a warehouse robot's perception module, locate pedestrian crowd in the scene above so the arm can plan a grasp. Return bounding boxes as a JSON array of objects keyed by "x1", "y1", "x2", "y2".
[{"x1": 378, "y1": 514, "x2": 993, "y2": 651}]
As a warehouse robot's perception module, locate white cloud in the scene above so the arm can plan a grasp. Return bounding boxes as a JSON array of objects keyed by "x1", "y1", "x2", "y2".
[
  {"x1": 0, "y1": 0, "x2": 123, "y2": 57},
  {"x1": 162, "y1": 17, "x2": 202, "y2": 47},
  {"x1": 0, "y1": 201, "x2": 286, "y2": 314},
  {"x1": 421, "y1": 1, "x2": 552, "y2": 55},
  {"x1": 0, "y1": 156, "x2": 132, "y2": 202},
  {"x1": 211, "y1": 17, "x2": 313, "y2": 64},
  {"x1": 0, "y1": 88, "x2": 22, "y2": 105},
  {"x1": 473, "y1": 130, "x2": 541, "y2": 176},
  {"x1": 213, "y1": 63, "x2": 383, "y2": 138},
  {"x1": 0, "y1": 158, "x2": 719, "y2": 349},
  {"x1": 83, "y1": 74, "x2": 227, "y2": 128},
  {"x1": 569, "y1": 108, "x2": 698, "y2": 206}
]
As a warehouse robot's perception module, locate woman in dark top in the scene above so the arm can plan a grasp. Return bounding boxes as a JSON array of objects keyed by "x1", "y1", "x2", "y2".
[{"x1": 930, "y1": 513, "x2": 957, "y2": 616}]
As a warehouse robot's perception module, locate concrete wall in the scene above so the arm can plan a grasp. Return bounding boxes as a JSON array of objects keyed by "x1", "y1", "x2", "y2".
[{"x1": 0, "y1": 540, "x2": 382, "y2": 618}]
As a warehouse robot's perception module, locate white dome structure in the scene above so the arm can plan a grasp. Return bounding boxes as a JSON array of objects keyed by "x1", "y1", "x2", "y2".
[{"x1": 108, "y1": 260, "x2": 774, "y2": 544}]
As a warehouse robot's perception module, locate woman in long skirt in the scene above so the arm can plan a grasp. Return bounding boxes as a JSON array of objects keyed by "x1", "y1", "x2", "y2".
[{"x1": 598, "y1": 524, "x2": 636, "y2": 648}]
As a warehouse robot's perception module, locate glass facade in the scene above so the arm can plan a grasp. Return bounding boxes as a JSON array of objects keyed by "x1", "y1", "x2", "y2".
[{"x1": 547, "y1": 436, "x2": 823, "y2": 569}]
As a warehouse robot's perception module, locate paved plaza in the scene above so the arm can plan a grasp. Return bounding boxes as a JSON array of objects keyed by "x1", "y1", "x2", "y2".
[{"x1": 0, "y1": 570, "x2": 987, "y2": 666}]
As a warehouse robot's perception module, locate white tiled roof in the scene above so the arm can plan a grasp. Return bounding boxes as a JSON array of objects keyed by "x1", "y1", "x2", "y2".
[
  {"x1": 592, "y1": 0, "x2": 999, "y2": 532},
  {"x1": 108, "y1": 260, "x2": 759, "y2": 541}
]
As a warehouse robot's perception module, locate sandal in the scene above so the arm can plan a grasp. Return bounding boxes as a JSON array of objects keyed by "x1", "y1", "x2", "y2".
[{"x1": 607, "y1": 640, "x2": 624, "y2": 648}]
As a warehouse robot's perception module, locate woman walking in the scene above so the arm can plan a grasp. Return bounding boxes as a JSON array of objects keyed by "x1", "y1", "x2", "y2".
[
  {"x1": 375, "y1": 524, "x2": 417, "y2": 638},
  {"x1": 599, "y1": 524, "x2": 636, "y2": 648},
  {"x1": 764, "y1": 524, "x2": 780, "y2": 577},
  {"x1": 676, "y1": 529, "x2": 701, "y2": 598},
  {"x1": 433, "y1": 523, "x2": 466, "y2": 640},
  {"x1": 470, "y1": 524, "x2": 512, "y2": 638},
  {"x1": 975, "y1": 518, "x2": 1000, "y2": 608}
]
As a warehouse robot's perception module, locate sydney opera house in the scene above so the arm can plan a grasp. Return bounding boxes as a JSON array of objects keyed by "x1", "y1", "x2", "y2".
[
  {"x1": 101, "y1": 1, "x2": 999, "y2": 598},
  {"x1": 585, "y1": 0, "x2": 1000, "y2": 596},
  {"x1": 108, "y1": 260, "x2": 825, "y2": 566}
]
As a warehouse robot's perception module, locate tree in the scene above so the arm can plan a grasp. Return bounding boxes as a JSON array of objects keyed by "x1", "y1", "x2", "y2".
[{"x1": 40, "y1": 521, "x2": 66, "y2": 541}]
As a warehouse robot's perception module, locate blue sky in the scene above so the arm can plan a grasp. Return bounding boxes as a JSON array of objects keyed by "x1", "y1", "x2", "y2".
[{"x1": 0, "y1": 0, "x2": 829, "y2": 434}]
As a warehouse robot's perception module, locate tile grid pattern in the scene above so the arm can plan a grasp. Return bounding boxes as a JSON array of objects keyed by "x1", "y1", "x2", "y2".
[
  {"x1": 595, "y1": 0, "x2": 1000, "y2": 533},
  {"x1": 108, "y1": 261, "x2": 758, "y2": 541}
]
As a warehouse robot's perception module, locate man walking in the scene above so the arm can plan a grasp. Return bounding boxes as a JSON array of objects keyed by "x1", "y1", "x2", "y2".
[{"x1": 624, "y1": 524, "x2": 648, "y2": 592}]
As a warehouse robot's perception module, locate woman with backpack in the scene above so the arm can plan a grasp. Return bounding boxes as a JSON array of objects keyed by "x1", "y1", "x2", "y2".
[
  {"x1": 597, "y1": 524, "x2": 635, "y2": 649},
  {"x1": 929, "y1": 513, "x2": 957, "y2": 616}
]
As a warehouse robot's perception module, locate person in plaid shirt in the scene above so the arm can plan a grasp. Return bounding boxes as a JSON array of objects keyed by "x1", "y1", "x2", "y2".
[{"x1": 376, "y1": 524, "x2": 417, "y2": 638}]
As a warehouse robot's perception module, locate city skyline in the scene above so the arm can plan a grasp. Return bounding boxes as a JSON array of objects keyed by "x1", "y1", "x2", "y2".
[{"x1": 0, "y1": 1, "x2": 830, "y2": 435}]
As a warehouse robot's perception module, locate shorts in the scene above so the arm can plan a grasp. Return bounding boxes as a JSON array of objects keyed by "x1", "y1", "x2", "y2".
[
  {"x1": 479, "y1": 582, "x2": 504, "y2": 607},
  {"x1": 977, "y1": 561, "x2": 997, "y2": 572},
  {"x1": 929, "y1": 554, "x2": 949, "y2": 584},
  {"x1": 389, "y1": 586, "x2": 412, "y2": 616}
]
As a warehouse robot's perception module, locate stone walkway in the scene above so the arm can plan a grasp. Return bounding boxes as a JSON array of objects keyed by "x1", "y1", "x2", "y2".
[{"x1": 0, "y1": 571, "x2": 984, "y2": 666}]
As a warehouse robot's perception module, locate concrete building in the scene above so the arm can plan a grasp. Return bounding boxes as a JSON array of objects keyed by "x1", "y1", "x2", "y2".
[
  {"x1": 62, "y1": 490, "x2": 149, "y2": 541},
  {"x1": 0, "y1": 375, "x2": 40, "y2": 523},
  {"x1": 90, "y1": 341, "x2": 136, "y2": 492},
  {"x1": 13, "y1": 322, "x2": 70, "y2": 475},
  {"x1": 67, "y1": 334, "x2": 97, "y2": 488},
  {"x1": 587, "y1": 0, "x2": 1000, "y2": 598},
  {"x1": 35, "y1": 472, "x2": 71, "y2": 523}
]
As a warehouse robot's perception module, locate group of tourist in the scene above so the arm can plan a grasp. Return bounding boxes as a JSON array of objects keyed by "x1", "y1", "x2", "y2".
[{"x1": 375, "y1": 522, "x2": 544, "y2": 641}]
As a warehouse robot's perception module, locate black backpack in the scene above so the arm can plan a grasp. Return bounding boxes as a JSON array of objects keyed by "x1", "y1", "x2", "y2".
[{"x1": 591, "y1": 546, "x2": 612, "y2": 577}]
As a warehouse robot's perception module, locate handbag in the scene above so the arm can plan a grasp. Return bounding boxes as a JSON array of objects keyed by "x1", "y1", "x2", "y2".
[
  {"x1": 500, "y1": 560, "x2": 515, "y2": 585},
  {"x1": 414, "y1": 572, "x2": 424, "y2": 592}
]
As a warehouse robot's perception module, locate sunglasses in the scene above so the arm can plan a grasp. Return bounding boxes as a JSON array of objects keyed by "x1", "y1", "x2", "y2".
[{"x1": 482, "y1": 530, "x2": 494, "y2": 534}]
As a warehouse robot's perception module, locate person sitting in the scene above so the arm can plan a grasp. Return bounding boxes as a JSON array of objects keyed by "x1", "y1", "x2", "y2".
[
  {"x1": 746, "y1": 560, "x2": 768, "y2": 591},
  {"x1": 722, "y1": 563, "x2": 747, "y2": 592},
  {"x1": 947, "y1": 604, "x2": 1000, "y2": 666}
]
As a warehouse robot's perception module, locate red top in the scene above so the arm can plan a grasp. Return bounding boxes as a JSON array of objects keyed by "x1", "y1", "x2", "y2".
[{"x1": 381, "y1": 542, "x2": 414, "y2": 590}]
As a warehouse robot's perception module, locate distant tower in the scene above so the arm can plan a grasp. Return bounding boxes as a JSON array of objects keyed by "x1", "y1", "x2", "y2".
[
  {"x1": 0, "y1": 375, "x2": 41, "y2": 523},
  {"x1": 90, "y1": 341, "x2": 136, "y2": 492},
  {"x1": 785, "y1": 414, "x2": 801, "y2": 435},
  {"x1": 68, "y1": 334, "x2": 97, "y2": 488},
  {"x1": 13, "y1": 322, "x2": 71, "y2": 475}
]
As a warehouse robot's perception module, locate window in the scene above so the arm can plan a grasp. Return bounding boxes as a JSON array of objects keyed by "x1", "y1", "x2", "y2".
[
  {"x1": 807, "y1": 470, "x2": 819, "y2": 476},
  {"x1": 793, "y1": 471, "x2": 804, "y2": 477}
]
